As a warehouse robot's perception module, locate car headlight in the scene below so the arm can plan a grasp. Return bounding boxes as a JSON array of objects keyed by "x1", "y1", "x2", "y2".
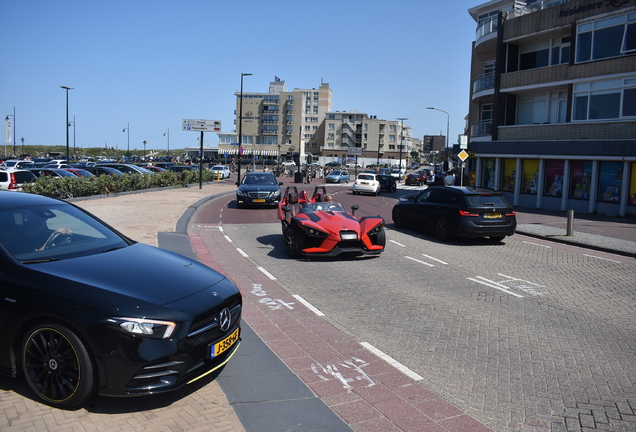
[
  {"x1": 367, "y1": 222, "x2": 385, "y2": 236},
  {"x1": 236, "y1": 190, "x2": 247, "y2": 197},
  {"x1": 105, "y1": 317, "x2": 177, "y2": 339},
  {"x1": 298, "y1": 223, "x2": 328, "y2": 238}
]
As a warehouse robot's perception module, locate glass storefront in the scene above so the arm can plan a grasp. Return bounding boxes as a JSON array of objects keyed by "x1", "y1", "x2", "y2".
[
  {"x1": 598, "y1": 161, "x2": 623, "y2": 202},
  {"x1": 522, "y1": 160, "x2": 539, "y2": 194},
  {"x1": 483, "y1": 158, "x2": 496, "y2": 189},
  {"x1": 570, "y1": 161, "x2": 593, "y2": 199},
  {"x1": 544, "y1": 160, "x2": 564, "y2": 196},
  {"x1": 630, "y1": 162, "x2": 636, "y2": 204},
  {"x1": 500, "y1": 159, "x2": 516, "y2": 191}
]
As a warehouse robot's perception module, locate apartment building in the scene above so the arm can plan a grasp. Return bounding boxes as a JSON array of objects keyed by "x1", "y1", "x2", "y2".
[
  {"x1": 467, "y1": 0, "x2": 636, "y2": 216},
  {"x1": 216, "y1": 78, "x2": 332, "y2": 164},
  {"x1": 322, "y1": 111, "x2": 413, "y2": 167}
]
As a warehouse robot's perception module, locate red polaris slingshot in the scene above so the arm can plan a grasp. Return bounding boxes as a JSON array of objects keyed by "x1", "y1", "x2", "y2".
[{"x1": 278, "y1": 186, "x2": 386, "y2": 258}]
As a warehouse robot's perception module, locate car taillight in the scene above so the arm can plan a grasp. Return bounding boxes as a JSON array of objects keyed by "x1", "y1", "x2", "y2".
[
  {"x1": 505, "y1": 211, "x2": 516, "y2": 216},
  {"x1": 458, "y1": 210, "x2": 479, "y2": 217},
  {"x1": 8, "y1": 173, "x2": 18, "y2": 190}
]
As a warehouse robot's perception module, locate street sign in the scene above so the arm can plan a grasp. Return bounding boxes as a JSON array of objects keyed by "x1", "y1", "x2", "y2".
[
  {"x1": 348, "y1": 147, "x2": 364, "y2": 155},
  {"x1": 458, "y1": 150, "x2": 469, "y2": 161},
  {"x1": 182, "y1": 119, "x2": 222, "y2": 132}
]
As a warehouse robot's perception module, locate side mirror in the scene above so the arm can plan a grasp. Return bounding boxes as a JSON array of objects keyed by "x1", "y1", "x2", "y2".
[{"x1": 351, "y1": 204, "x2": 359, "y2": 216}]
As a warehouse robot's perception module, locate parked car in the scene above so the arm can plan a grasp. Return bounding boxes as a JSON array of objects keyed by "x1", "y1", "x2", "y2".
[
  {"x1": 143, "y1": 166, "x2": 166, "y2": 173},
  {"x1": 0, "y1": 168, "x2": 37, "y2": 191},
  {"x1": 167, "y1": 165, "x2": 199, "y2": 173},
  {"x1": 83, "y1": 166, "x2": 124, "y2": 177},
  {"x1": 1, "y1": 160, "x2": 35, "y2": 169},
  {"x1": 325, "y1": 170, "x2": 350, "y2": 183},
  {"x1": 352, "y1": 173, "x2": 381, "y2": 195},
  {"x1": 154, "y1": 162, "x2": 176, "y2": 169},
  {"x1": 43, "y1": 161, "x2": 72, "y2": 169},
  {"x1": 376, "y1": 174, "x2": 397, "y2": 192},
  {"x1": 404, "y1": 173, "x2": 424, "y2": 186},
  {"x1": 30, "y1": 168, "x2": 78, "y2": 178},
  {"x1": 0, "y1": 191, "x2": 242, "y2": 408},
  {"x1": 97, "y1": 163, "x2": 153, "y2": 175},
  {"x1": 210, "y1": 165, "x2": 231, "y2": 179},
  {"x1": 390, "y1": 169, "x2": 404, "y2": 180},
  {"x1": 235, "y1": 172, "x2": 283, "y2": 208},
  {"x1": 392, "y1": 186, "x2": 517, "y2": 242},
  {"x1": 278, "y1": 186, "x2": 386, "y2": 258},
  {"x1": 64, "y1": 168, "x2": 95, "y2": 178},
  {"x1": 325, "y1": 161, "x2": 340, "y2": 167}
]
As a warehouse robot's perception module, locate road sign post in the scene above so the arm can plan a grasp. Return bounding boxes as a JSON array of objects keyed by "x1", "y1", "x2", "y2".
[{"x1": 183, "y1": 119, "x2": 222, "y2": 189}]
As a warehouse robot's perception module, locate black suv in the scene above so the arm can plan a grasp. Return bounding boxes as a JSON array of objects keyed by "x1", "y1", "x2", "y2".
[
  {"x1": 392, "y1": 186, "x2": 517, "y2": 242},
  {"x1": 235, "y1": 172, "x2": 283, "y2": 208}
]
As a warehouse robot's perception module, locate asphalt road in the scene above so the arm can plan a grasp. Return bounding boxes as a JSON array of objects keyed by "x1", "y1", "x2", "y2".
[{"x1": 193, "y1": 184, "x2": 636, "y2": 431}]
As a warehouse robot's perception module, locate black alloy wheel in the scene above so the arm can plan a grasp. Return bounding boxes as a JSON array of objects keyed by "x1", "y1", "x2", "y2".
[
  {"x1": 392, "y1": 208, "x2": 404, "y2": 228},
  {"x1": 435, "y1": 217, "x2": 451, "y2": 242},
  {"x1": 21, "y1": 323, "x2": 96, "y2": 408},
  {"x1": 284, "y1": 225, "x2": 305, "y2": 258}
]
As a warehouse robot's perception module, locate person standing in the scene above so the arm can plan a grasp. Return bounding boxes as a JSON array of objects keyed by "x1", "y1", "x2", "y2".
[{"x1": 444, "y1": 170, "x2": 455, "y2": 186}]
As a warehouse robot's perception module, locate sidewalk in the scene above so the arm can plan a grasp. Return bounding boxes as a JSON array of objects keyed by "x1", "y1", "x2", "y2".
[{"x1": 514, "y1": 207, "x2": 636, "y2": 257}]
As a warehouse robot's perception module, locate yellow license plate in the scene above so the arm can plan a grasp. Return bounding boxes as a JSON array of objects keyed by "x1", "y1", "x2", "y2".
[
  {"x1": 484, "y1": 213, "x2": 502, "y2": 219},
  {"x1": 211, "y1": 328, "x2": 239, "y2": 358},
  {"x1": 253, "y1": 199, "x2": 266, "y2": 203},
  {"x1": 361, "y1": 182, "x2": 369, "y2": 185}
]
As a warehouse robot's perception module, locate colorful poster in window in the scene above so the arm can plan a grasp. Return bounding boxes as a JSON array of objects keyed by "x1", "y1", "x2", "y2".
[
  {"x1": 544, "y1": 160, "x2": 564, "y2": 196},
  {"x1": 500, "y1": 159, "x2": 516, "y2": 191},
  {"x1": 630, "y1": 163, "x2": 636, "y2": 204},
  {"x1": 482, "y1": 158, "x2": 496, "y2": 189},
  {"x1": 522, "y1": 159, "x2": 539, "y2": 194},
  {"x1": 597, "y1": 161, "x2": 623, "y2": 202},
  {"x1": 570, "y1": 161, "x2": 593, "y2": 199}
]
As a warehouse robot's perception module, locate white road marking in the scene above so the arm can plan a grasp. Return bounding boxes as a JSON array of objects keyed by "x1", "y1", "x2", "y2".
[
  {"x1": 360, "y1": 342, "x2": 423, "y2": 381},
  {"x1": 292, "y1": 295, "x2": 325, "y2": 316},
  {"x1": 583, "y1": 254, "x2": 622, "y2": 263},
  {"x1": 257, "y1": 267, "x2": 277, "y2": 280},
  {"x1": 522, "y1": 241, "x2": 551, "y2": 248},
  {"x1": 421, "y1": 254, "x2": 448, "y2": 265},
  {"x1": 389, "y1": 239, "x2": 405, "y2": 247},
  {"x1": 468, "y1": 277, "x2": 524, "y2": 298},
  {"x1": 405, "y1": 256, "x2": 435, "y2": 267},
  {"x1": 237, "y1": 248, "x2": 249, "y2": 257},
  {"x1": 224, "y1": 235, "x2": 233, "y2": 243}
]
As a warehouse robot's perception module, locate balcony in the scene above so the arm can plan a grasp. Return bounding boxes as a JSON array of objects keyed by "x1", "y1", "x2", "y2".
[
  {"x1": 471, "y1": 119, "x2": 493, "y2": 138},
  {"x1": 472, "y1": 72, "x2": 495, "y2": 99}
]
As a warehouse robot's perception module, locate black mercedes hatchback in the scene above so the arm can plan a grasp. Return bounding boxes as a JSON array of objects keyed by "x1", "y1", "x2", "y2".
[
  {"x1": 0, "y1": 191, "x2": 242, "y2": 408},
  {"x1": 392, "y1": 186, "x2": 517, "y2": 242}
]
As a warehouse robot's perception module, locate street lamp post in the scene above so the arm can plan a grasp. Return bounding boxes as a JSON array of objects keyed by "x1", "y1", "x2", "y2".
[
  {"x1": 237, "y1": 72, "x2": 252, "y2": 184},
  {"x1": 60, "y1": 86, "x2": 73, "y2": 161},
  {"x1": 143, "y1": 140, "x2": 147, "y2": 159},
  {"x1": 427, "y1": 107, "x2": 450, "y2": 170},
  {"x1": 397, "y1": 117, "x2": 408, "y2": 182},
  {"x1": 123, "y1": 123, "x2": 130, "y2": 154},
  {"x1": 21, "y1": 136, "x2": 24, "y2": 155},
  {"x1": 68, "y1": 115, "x2": 76, "y2": 159},
  {"x1": 5, "y1": 107, "x2": 15, "y2": 157}
]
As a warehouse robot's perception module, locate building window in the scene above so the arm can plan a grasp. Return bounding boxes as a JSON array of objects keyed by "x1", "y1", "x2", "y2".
[
  {"x1": 500, "y1": 158, "x2": 516, "y2": 191},
  {"x1": 389, "y1": 135, "x2": 396, "y2": 143},
  {"x1": 328, "y1": 133, "x2": 334, "y2": 140},
  {"x1": 573, "y1": 77, "x2": 636, "y2": 121},
  {"x1": 389, "y1": 125, "x2": 397, "y2": 133},
  {"x1": 522, "y1": 159, "x2": 539, "y2": 194},
  {"x1": 328, "y1": 123, "x2": 335, "y2": 130},
  {"x1": 263, "y1": 136, "x2": 278, "y2": 145},
  {"x1": 520, "y1": 41, "x2": 550, "y2": 70},
  {"x1": 571, "y1": 161, "x2": 593, "y2": 199},
  {"x1": 544, "y1": 160, "x2": 564, "y2": 196},
  {"x1": 576, "y1": 12, "x2": 636, "y2": 63},
  {"x1": 598, "y1": 161, "x2": 623, "y2": 202},
  {"x1": 551, "y1": 37, "x2": 571, "y2": 65}
]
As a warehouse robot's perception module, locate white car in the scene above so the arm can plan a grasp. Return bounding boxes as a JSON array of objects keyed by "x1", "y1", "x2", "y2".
[
  {"x1": 352, "y1": 173, "x2": 380, "y2": 196},
  {"x1": 0, "y1": 168, "x2": 37, "y2": 191},
  {"x1": 210, "y1": 165, "x2": 231, "y2": 179}
]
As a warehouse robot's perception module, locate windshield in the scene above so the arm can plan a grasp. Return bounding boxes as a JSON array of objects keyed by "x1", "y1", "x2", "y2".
[
  {"x1": 242, "y1": 174, "x2": 277, "y2": 185},
  {"x1": 300, "y1": 202, "x2": 345, "y2": 212},
  {"x1": 0, "y1": 203, "x2": 130, "y2": 263}
]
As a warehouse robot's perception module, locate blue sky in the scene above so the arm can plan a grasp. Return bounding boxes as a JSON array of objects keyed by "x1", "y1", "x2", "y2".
[{"x1": 2, "y1": 0, "x2": 480, "y2": 154}]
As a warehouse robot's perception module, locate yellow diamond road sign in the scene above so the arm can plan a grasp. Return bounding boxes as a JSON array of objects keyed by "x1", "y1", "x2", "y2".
[{"x1": 458, "y1": 150, "x2": 469, "y2": 161}]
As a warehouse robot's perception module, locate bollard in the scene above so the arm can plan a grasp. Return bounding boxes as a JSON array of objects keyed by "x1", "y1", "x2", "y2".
[{"x1": 566, "y1": 209, "x2": 574, "y2": 236}]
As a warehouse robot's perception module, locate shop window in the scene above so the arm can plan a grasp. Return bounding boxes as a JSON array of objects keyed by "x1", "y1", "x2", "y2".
[
  {"x1": 500, "y1": 159, "x2": 516, "y2": 191},
  {"x1": 522, "y1": 160, "x2": 539, "y2": 194},
  {"x1": 482, "y1": 158, "x2": 496, "y2": 189},
  {"x1": 598, "y1": 161, "x2": 623, "y2": 203},
  {"x1": 544, "y1": 160, "x2": 564, "y2": 196},
  {"x1": 570, "y1": 161, "x2": 593, "y2": 199},
  {"x1": 630, "y1": 163, "x2": 636, "y2": 204}
]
